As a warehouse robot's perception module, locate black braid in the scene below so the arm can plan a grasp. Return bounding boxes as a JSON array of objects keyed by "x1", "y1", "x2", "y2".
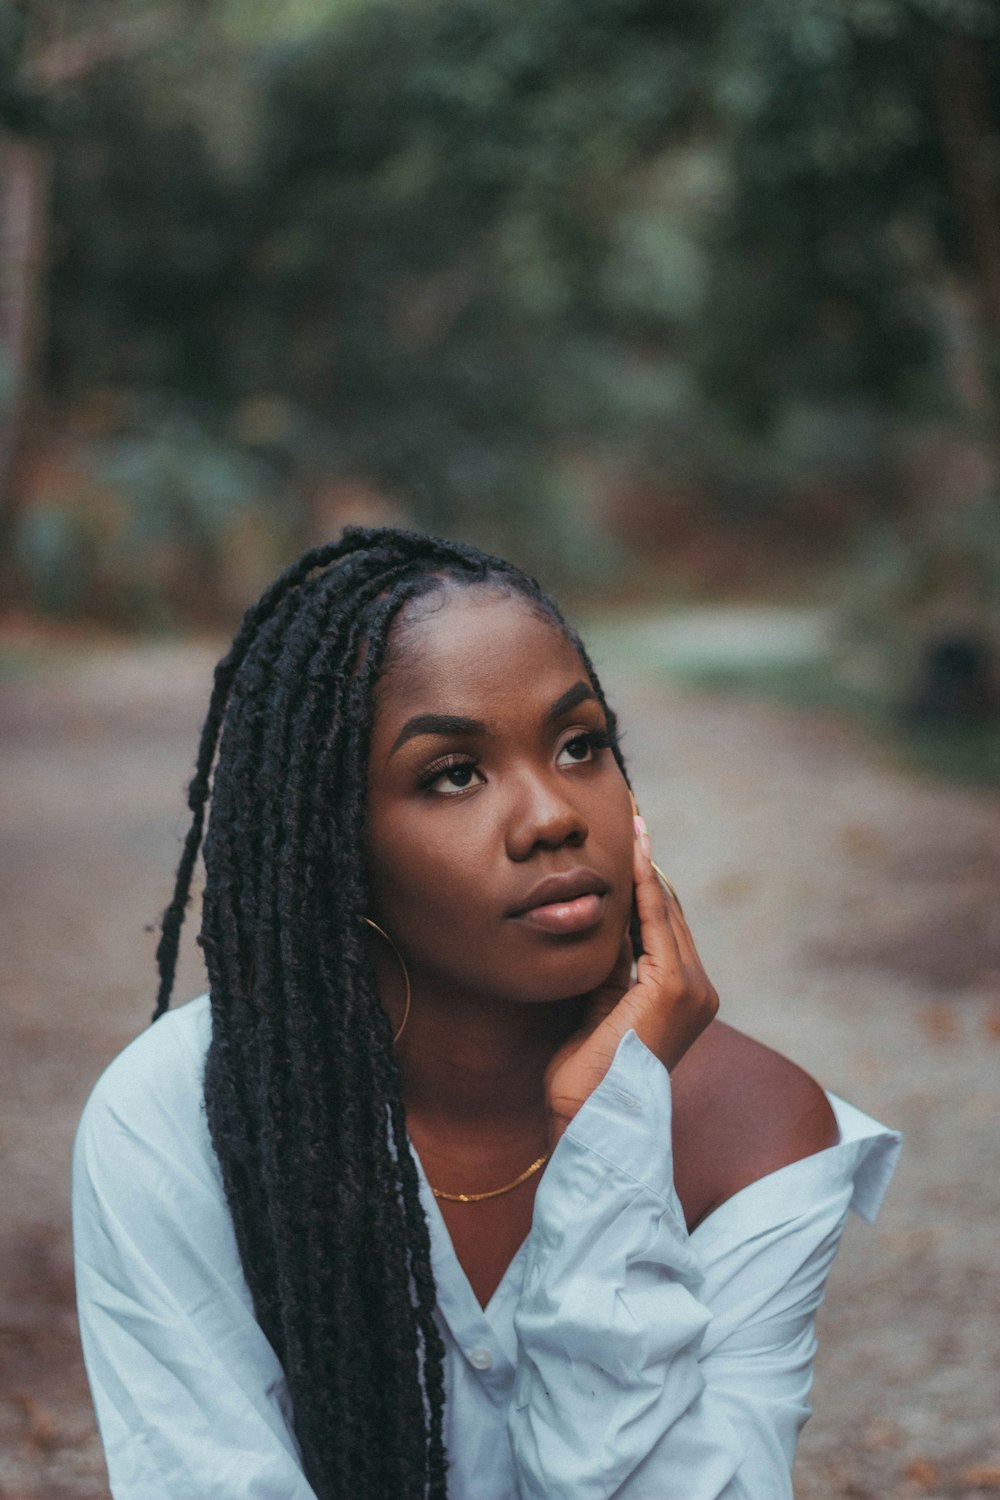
[{"x1": 154, "y1": 526, "x2": 632, "y2": 1499}]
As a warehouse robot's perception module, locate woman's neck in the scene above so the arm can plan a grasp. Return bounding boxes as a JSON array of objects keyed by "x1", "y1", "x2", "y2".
[{"x1": 397, "y1": 988, "x2": 582, "y2": 1132}]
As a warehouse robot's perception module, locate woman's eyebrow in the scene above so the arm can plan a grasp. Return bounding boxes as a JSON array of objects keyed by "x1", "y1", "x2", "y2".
[
  {"x1": 546, "y1": 681, "x2": 599, "y2": 720},
  {"x1": 388, "y1": 713, "x2": 486, "y2": 757},
  {"x1": 388, "y1": 682, "x2": 599, "y2": 760}
]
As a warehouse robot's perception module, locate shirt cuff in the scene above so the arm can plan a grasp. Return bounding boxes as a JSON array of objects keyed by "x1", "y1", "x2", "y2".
[
  {"x1": 562, "y1": 1028, "x2": 673, "y2": 1188},
  {"x1": 537, "y1": 1028, "x2": 689, "y2": 1245}
]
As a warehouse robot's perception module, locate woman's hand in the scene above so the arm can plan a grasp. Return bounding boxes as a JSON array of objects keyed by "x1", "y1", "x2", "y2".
[{"x1": 544, "y1": 819, "x2": 719, "y2": 1145}]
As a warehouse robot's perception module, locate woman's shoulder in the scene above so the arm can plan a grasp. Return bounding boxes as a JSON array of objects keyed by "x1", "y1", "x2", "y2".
[
  {"x1": 671, "y1": 1021, "x2": 841, "y2": 1232},
  {"x1": 72, "y1": 998, "x2": 259, "y2": 1373},
  {"x1": 75, "y1": 994, "x2": 214, "y2": 1177}
]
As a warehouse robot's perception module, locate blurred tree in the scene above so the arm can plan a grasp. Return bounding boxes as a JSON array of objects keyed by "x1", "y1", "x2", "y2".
[
  {"x1": 0, "y1": 0, "x2": 194, "y2": 596},
  {"x1": 236, "y1": 0, "x2": 717, "y2": 544},
  {"x1": 43, "y1": 0, "x2": 717, "y2": 563},
  {"x1": 694, "y1": 0, "x2": 999, "y2": 695},
  {"x1": 9, "y1": 0, "x2": 1000, "y2": 650},
  {"x1": 1, "y1": 0, "x2": 53, "y2": 585},
  {"x1": 701, "y1": 0, "x2": 999, "y2": 429}
]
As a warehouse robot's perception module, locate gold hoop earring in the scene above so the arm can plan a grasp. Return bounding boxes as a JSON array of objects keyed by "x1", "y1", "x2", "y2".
[
  {"x1": 650, "y1": 859, "x2": 683, "y2": 913},
  {"x1": 363, "y1": 918, "x2": 411, "y2": 1045}
]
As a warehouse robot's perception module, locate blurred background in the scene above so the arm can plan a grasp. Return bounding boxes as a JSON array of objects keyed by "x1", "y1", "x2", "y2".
[
  {"x1": 1, "y1": 1, "x2": 999, "y2": 1497},
  {"x1": 2, "y1": 0, "x2": 999, "y2": 741}
]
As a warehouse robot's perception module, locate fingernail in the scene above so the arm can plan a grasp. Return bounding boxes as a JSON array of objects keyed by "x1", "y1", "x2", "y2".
[{"x1": 633, "y1": 815, "x2": 652, "y2": 858}]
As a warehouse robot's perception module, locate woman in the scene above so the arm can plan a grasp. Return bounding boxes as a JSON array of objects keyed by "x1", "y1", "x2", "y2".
[{"x1": 73, "y1": 526, "x2": 900, "y2": 1500}]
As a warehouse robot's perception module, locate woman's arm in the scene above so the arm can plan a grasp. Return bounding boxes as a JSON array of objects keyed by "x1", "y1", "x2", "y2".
[
  {"x1": 511, "y1": 819, "x2": 899, "y2": 1500},
  {"x1": 509, "y1": 1028, "x2": 898, "y2": 1500},
  {"x1": 72, "y1": 1005, "x2": 318, "y2": 1500}
]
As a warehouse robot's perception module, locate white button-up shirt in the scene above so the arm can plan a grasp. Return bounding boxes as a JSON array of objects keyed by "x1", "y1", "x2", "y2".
[{"x1": 73, "y1": 995, "x2": 900, "y2": 1499}]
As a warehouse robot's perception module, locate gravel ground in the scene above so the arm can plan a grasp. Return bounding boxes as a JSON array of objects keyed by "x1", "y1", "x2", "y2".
[{"x1": 1, "y1": 632, "x2": 998, "y2": 1499}]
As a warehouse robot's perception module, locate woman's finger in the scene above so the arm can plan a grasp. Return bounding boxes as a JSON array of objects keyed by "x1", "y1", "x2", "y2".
[
  {"x1": 652, "y1": 867, "x2": 708, "y2": 976},
  {"x1": 633, "y1": 811, "x2": 701, "y2": 970},
  {"x1": 632, "y1": 820, "x2": 683, "y2": 981},
  {"x1": 633, "y1": 822, "x2": 715, "y2": 1011}
]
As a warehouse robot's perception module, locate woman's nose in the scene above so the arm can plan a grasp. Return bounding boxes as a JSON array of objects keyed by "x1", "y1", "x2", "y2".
[{"x1": 505, "y1": 773, "x2": 588, "y2": 860}]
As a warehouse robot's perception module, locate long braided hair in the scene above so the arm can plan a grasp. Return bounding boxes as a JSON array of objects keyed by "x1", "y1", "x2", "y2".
[{"x1": 153, "y1": 526, "x2": 630, "y2": 1499}]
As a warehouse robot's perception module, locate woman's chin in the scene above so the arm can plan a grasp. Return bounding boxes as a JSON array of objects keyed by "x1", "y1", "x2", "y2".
[{"x1": 507, "y1": 942, "x2": 627, "y2": 1008}]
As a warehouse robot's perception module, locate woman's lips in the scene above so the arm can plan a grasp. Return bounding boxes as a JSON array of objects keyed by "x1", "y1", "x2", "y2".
[
  {"x1": 512, "y1": 891, "x2": 606, "y2": 935},
  {"x1": 507, "y1": 867, "x2": 610, "y2": 935}
]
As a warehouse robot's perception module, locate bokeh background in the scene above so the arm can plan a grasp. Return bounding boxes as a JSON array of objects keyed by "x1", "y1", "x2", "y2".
[{"x1": 1, "y1": 1, "x2": 999, "y2": 1497}]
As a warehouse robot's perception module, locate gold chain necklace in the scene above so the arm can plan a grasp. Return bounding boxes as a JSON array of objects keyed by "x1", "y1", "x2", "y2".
[{"x1": 431, "y1": 1153, "x2": 549, "y2": 1203}]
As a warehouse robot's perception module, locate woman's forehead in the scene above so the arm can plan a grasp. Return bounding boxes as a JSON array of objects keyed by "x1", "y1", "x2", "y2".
[{"x1": 375, "y1": 587, "x2": 583, "y2": 715}]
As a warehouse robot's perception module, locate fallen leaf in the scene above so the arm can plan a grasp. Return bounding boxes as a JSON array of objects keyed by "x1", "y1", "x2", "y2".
[
  {"x1": 918, "y1": 1003, "x2": 959, "y2": 1043},
  {"x1": 864, "y1": 1417, "x2": 902, "y2": 1450},
  {"x1": 904, "y1": 1456, "x2": 942, "y2": 1488},
  {"x1": 960, "y1": 1464, "x2": 1000, "y2": 1489}
]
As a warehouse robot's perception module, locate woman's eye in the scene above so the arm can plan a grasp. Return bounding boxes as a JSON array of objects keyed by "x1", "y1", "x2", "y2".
[
  {"x1": 557, "y1": 733, "x2": 596, "y2": 766},
  {"x1": 425, "y1": 760, "x2": 484, "y2": 795}
]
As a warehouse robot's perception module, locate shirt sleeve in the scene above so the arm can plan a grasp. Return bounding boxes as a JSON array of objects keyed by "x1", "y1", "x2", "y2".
[
  {"x1": 507, "y1": 1029, "x2": 901, "y2": 1500},
  {"x1": 72, "y1": 1007, "x2": 318, "y2": 1500}
]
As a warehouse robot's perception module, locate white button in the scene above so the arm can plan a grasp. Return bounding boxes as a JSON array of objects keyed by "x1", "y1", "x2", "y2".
[{"x1": 468, "y1": 1346, "x2": 493, "y2": 1371}]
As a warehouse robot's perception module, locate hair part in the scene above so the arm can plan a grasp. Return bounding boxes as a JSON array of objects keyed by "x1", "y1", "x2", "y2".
[{"x1": 154, "y1": 526, "x2": 630, "y2": 1499}]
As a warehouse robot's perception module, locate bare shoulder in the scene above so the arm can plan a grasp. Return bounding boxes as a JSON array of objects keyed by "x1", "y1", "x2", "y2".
[{"x1": 670, "y1": 1020, "x2": 839, "y2": 1232}]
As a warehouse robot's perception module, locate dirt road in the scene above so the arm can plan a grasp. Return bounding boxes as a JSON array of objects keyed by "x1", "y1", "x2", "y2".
[{"x1": 1, "y1": 634, "x2": 998, "y2": 1499}]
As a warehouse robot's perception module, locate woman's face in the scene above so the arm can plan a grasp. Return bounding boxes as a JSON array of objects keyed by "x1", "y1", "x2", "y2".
[{"x1": 366, "y1": 585, "x2": 634, "y2": 1009}]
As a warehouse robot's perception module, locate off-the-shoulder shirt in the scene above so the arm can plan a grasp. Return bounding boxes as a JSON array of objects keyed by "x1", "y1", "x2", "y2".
[{"x1": 72, "y1": 994, "x2": 901, "y2": 1499}]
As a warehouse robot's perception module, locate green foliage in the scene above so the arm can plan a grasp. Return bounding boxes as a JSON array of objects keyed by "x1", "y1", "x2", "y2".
[
  {"x1": 216, "y1": 0, "x2": 369, "y2": 47},
  {"x1": 0, "y1": 0, "x2": 49, "y2": 133},
  {"x1": 45, "y1": 0, "x2": 719, "y2": 554},
  {"x1": 688, "y1": 653, "x2": 1000, "y2": 786},
  {"x1": 224, "y1": 0, "x2": 719, "y2": 538},
  {"x1": 47, "y1": 64, "x2": 240, "y2": 396},
  {"x1": 698, "y1": 0, "x2": 999, "y2": 425},
  {"x1": 585, "y1": 608, "x2": 999, "y2": 787},
  {"x1": 16, "y1": 0, "x2": 1000, "y2": 647},
  {"x1": 840, "y1": 487, "x2": 1000, "y2": 670},
  {"x1": 15, "y1": 405, "x2": 297, "y2": 625}
]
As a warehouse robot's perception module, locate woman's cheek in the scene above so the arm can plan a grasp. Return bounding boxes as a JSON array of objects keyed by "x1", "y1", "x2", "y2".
[{"x1": 384, "y1": 823, "x2": 480, "y2": 937}]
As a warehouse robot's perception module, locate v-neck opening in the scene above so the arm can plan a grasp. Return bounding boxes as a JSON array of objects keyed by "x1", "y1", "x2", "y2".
[
  {"x1": 410, "y1": 1144, "x2": 532, "y2": 1323},
  {"x1": 410, "y1": 1090, "x2": 898, "y2": 1324}
]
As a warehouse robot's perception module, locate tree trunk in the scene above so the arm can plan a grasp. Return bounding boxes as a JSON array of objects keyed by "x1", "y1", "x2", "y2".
[
  {"x1": 937, "y1": 32, "x2": 1000, "y2": 419},
  {"x1": 0, "y1": 132, "x2": 51, "y2": 601}
]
